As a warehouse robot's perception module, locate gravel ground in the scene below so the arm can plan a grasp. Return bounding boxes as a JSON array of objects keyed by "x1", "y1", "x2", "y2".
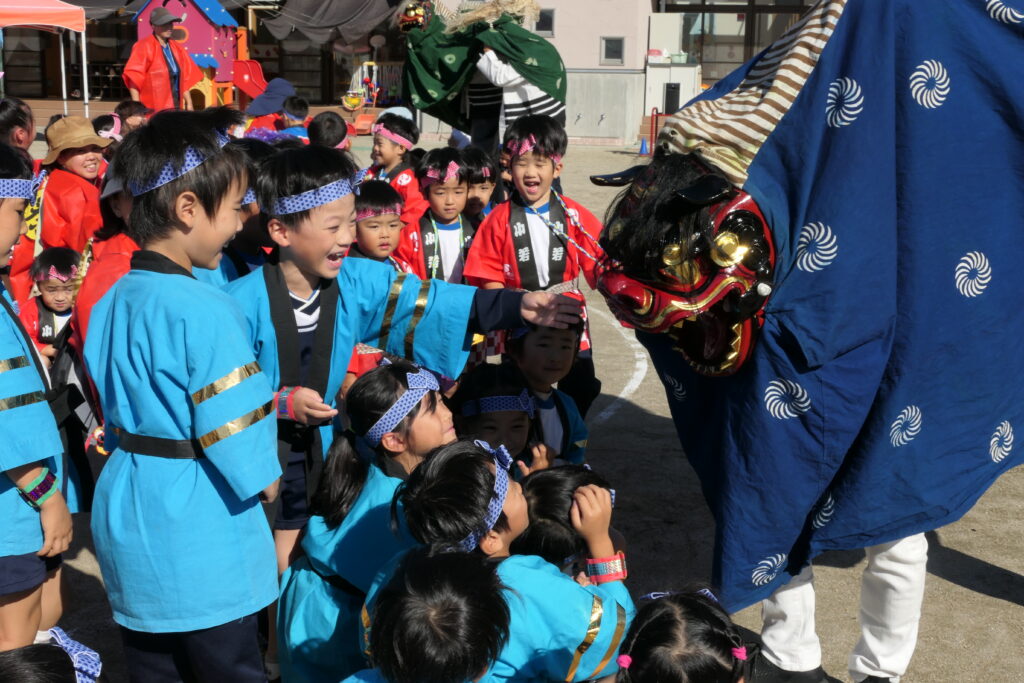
[{"x1": 55, "y1": 139, "x2": 1023, "y2": 682}]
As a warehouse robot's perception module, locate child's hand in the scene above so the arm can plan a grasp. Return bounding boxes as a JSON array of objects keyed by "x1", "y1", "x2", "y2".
[
  {"x1": 291, "y1": 387, "x2": 338, "y2": 425},
  {"x1": 516, "y1": 442, "x2": 555, "y2": 478},
  {"x1": 520, "y1": 292, "x2": 582, "y2": 329},
  {"x1": 40, "y1": 344, "x2": 56, "y2": 358},
  {"x1": 38, "y1": 490, "x2": 72, "y2": 557},
  {"x1": 260, "y1": 478, "x2": 281, "y2": 504},
  {"x1": 570, "y1": 485, "x2": 615, "y2": 558}
]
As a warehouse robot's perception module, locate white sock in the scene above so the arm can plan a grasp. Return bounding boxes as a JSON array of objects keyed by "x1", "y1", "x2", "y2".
[{"x1": 34, "y1": 630, "x2": 52, "y2": 644}]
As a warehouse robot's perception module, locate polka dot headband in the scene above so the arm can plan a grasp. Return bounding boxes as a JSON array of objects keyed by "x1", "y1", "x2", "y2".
[
  {"x1": 457, "y1": 440, "x2": 513, "y2": 552},
  {"x1": 269, "y1": 177, "x2": 354, "y2": 216},
  {"x1": 356, "y1": 203, "x2": 403, "y2": 221},
  {"x1": 128, "y1": 130, "x2": 231, "y2": 197},
  {"x1": 49, "y1": 626, "x2": 102, "y2": 682},
  {"x1": 0, "y1": 179, "x2": 34, "y2": 200},
  {"x1": 363, "y1": 367, "x2": 440, "y2": 446},
  {"x1": 460, "y1": 389, "x2": 535, "y2": 419}
]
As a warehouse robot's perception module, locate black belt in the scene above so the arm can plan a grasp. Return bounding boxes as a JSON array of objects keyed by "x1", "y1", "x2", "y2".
[
  {"x1": 308, "y1": 559, "x2": 365, "y2": 598},
  {"x1": 110, "y1": 427, "x2": 205, "y2": 459}
]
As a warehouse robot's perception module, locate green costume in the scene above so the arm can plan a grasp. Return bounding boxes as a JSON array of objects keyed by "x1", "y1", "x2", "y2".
[{"x1": 403, "y1": 14, "x2": 567, "y2": 130}]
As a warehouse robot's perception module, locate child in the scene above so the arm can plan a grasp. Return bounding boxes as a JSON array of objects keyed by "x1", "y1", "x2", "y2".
[
  {"x1": 280, "y1": 95, "x2": 310, "y2": 142},
  {"x1": 464, "y1": 114, "x2": 604, "y2": 416},
  {"x1": 395, "y1": 148, "x2": 472, "y2": 283},
  {"x1": 277, "y1": 360, "x2": 456, "y2": 682},
  {"x1": 350, "y1": 180, "x2": 409, "y2": 272},
  {"x1": 19, "y1": 247, "x2": 78, "y2": 356},
  {"x1": 0, "y1": 142, "x2": 74, "y2": 652},
  {"x1": 114, "y1": 99, "x2": 151, "y2": 135},
  {"x1": 507, "y1": 321, "x2": 589, "y2": 465},
  {"x1": 9, "y1": 117, "x2": 112, "y2": 302},
  {"x1": 363, "y1": 113, "x2": 426, "y2": 224},
  {"x1": 226, "y1": 143, "x2": 581, "y2": 569},
  {"x1": 511, "y1": 465, "x2": 615, "y2": 574},
  {"x1": 344, "y1": 546, "x2": 510, "y2": 683},
  {"x1": 461, "y1": 145, "x2": 500, "y2": 227},
  {"x1": 449, "y1": 361, "x2": 549, "y2": 467},
  {"x1": 616, "y1": 591, "x2": 750, "y2": 683},
  {"x1": 381, "y1": 439, "x2": 635, "y2": 682},
  {"x1": 308, "y1": 110, "x2": 351, "y2": 150},
  {"x1": 82, "y1": 111, "x2": 281, "y2": 681},
  {"x1": 0, "y1": 627, "x2": 103, "y2": 682}
]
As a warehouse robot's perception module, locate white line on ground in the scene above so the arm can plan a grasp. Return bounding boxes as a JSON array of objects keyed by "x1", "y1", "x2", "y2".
[{"x1": 590, "y1": 307, "x2": 649, "y2": 424}]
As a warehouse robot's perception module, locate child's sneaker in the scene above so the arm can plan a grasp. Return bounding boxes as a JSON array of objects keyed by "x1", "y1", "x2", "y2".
[{"x1": 748, "y1": 650, "x2": 829, "y2": 683}]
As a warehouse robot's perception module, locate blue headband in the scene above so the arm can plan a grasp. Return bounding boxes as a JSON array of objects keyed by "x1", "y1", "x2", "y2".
[
  {"x1": 364, "y1": 368, "x2": 439, "y2": 446},
  {"x1": 269, "y1": 177, "x2": 353, "y2": 216},
  {"x1": 461, "y1": 389, "x2": 535, "y2": 419},
  {"x1": 128, "y1": 131, "x2": 231, "y2": 196},
  {"x1": 458, "y1": 440, "x2": 513, "y2": 552},
  {"x1": 639, "y1": 588, "x2": 719, "y2": 604},
  {"x1": 242, "y1": 187, "x2": 257, "y2": 205},
  {"x1": 0, "y1": 179, "x2": 33, "y2": 200},
  {"x1": 48, "y1": 627, "x2": 101, "y2": 683}
]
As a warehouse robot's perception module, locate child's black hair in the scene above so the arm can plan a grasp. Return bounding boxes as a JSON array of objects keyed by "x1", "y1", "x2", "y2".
[
  {"x1": 510, "y1": 465, "x2": 611, "y2": 565},
  {"x1": 461, "y1": 146, "x2": 500, "y2": 185},
  {"x1": 0, "y1": 97, "x2": 32, "y2": 144},
  {"x1": 117, "y1": 109, "x2": 249, "y2": 246},
  {"x1": 415, "y1": 147, "x2": 469, "y2": 186},
  {"x1": 448, "y1": 362, "x2": 530, "y2": 422},
  {"x1": 114, "y1": 99, "x2": 150, "y2": 121},
  {"x1": 30, "y1": 247, "x2": 79, "y2": 283},
  {"x1": 0, "y1": 641, "x2": 107, "y2": 682},
  {"x1": 309, "y1": 359, "x2": 438, "y2": 529},
  {"x1": 370, "y1": 546, "x2": 510, "y2": 683},
  {"x1": 375, "y1": 112, "x2": 420, "y2": 150},
  {"x1": 396, "y1": 440, "x2": 511, "y2": 549},
  {"x1": 308, "y1": 111, "x2": 348, "y2": 148},
  {"x1": 92, "y1": 114, "x2": 117, "y2": 137},
  {"x1": 406, "y1": 147, "x2": 427, "y2": 167},
  {"x1": 616, "y1": 592, "x2": 747, "y2": 683},
  {"x1": 355, "y1": 180, "x2": 403, "y2": 217},
  {"x1": 503, "y1": 114, "x2": 568, "y2": 161},
  {"x1": 0, "y1": 141, "x2": 33, "y2": 181},
  {"x1": 256, "y1": 144, "x2": 357, "y2": 227},
  {"x1": 505, "y1": 320, "x2": 585, "y2": 358},
  {"x1": 282, "y1": 95, "x2": 309, "y2": 122}
]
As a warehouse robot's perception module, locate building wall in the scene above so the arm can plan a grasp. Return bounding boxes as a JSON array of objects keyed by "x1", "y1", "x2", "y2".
[{"x1": 536, "y1": 0, "x2": 651, "y2": 71}]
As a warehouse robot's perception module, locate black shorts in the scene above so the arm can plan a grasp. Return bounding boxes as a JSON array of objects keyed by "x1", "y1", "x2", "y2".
[
  {"x1": 0, "y1": 552, "x2": 62, "y2": 597},
  {"x1": 274, "y1": 451, "x2": 310, "y2": 531}
]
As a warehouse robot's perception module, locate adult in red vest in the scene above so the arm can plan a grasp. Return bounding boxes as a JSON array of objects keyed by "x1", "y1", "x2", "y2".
[{"x1": 122, "y1": 7, "x2": 201, "y2": 112}]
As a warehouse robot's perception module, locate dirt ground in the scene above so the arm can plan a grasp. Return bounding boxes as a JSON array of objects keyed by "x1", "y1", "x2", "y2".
[{"x1": 48, "y1": 139, "x2": 1023, "y2": 682}]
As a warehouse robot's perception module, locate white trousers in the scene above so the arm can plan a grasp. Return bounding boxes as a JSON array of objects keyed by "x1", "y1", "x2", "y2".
[{"x1": 759, "y1": 533, "x2": 928, "y2": 682}]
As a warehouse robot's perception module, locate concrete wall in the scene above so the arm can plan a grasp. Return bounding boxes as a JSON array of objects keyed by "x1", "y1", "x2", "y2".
[{"x1": 538, "y1": 0, "x2": 651, "y2": 71}]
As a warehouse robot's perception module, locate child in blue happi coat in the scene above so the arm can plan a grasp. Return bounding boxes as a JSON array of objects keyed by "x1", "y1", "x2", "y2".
[
  {"x1": 0, "y1": 143, "x2": 76, "y2": 652},
  {"x1": 343, "y1": 546, "x2": 510, "y2": 683},
  {"x1": 276, "y1": 360, "x2": 457, "y2": 682},
  {"x1": 507, "y1": 320, "x2": 589, "y2": 466},
  {"x1": 226, "y1": 143, "x2": 586, "y2": 573},
  {"x1": 369, "y1": 439, "x2": 635, "y2": 682},
  {"x1": 83, "y1": 110, "x2": 282, "y2": 681}
]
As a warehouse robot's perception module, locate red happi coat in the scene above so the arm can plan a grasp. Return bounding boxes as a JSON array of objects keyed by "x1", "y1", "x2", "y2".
[
  {"x1": 364, "y1": 163, "x2": 428, "y2": 227},
  {"x1": 122, "y1": 36, "x2": 203, "y2": 112},
  {"x1": 70, "y1": 233, "x2": 140, "y2": 350}
]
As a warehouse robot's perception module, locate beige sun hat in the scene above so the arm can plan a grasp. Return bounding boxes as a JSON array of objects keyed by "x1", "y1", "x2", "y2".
[{"x1": 43, "y1": 116, "x2": 112, "y2": 165}]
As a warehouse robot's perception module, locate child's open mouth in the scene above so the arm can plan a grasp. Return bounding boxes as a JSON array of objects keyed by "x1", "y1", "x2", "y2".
[{"x1": 326, "y1": 251, "x2": 346, "y2": 266}]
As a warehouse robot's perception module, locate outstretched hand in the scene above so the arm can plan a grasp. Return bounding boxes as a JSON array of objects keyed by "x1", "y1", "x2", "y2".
[{"x1": 520, "y1": 292, "x2": 582, "y2": 329}]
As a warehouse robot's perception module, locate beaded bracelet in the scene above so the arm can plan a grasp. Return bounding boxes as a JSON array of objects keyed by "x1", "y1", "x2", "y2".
[
  {"x1": 586, "y1": 551, "x2": 628, "y2": 584},
  {"x1": 276, "y1": 387, "x2": 299, "y2": 421},
  {"x1": 19, "y1": 468, "x2": 58, "y2": 510}
]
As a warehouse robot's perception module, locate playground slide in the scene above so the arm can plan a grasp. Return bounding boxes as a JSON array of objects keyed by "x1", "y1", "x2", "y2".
[{"x1": 233, "y1": 60, "x2": 268, "y2": 99}]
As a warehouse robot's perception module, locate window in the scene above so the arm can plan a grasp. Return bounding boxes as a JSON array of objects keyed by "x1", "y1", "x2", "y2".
[
  {"x1": 600, "y1": 37, "x2": 625, "y2": 66},
  {"x1": 535, "y1": 9, "x2": 555, "y2": 36}
]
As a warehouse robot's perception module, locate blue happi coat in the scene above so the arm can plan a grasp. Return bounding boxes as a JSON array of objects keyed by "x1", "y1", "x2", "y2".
[
  {"x1": 83, "y1": 251, "x2": 281, "y2": 632},
  {"x1": 362, "y1": 553, "x2": 635, "y2": 682},
  {"x1": 277, "y1": 464, "x2": 415, "y2": 683},
  {"x1": 225, "y1": 256, "x2": 477, "y2": 459},
  {"x1": 0, "y1": 285, "x2": 67, "y2": 558},
  {"x1": 639, "y1": 0, "x2": 1024, "y2": 610}
]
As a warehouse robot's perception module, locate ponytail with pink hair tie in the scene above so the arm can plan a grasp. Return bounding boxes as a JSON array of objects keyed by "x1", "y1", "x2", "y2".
[
  {"x1": 731, "y1": 646, "x2": 748, "y2": 661},
  {"x1": 616, "y1": 654, "x2": 632, "y2": 669}
]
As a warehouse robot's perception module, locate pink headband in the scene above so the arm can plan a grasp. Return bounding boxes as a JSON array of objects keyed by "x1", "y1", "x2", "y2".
[
  {"x1": 421, "y1": 160, "x2": 461, "y2": 187},
  {"x1": 35, "y1": 265, "x2": 77, "y2": 283},
  {"x1": 99, "y1": 113, "x2": 122, "y2": 142},
  {"x1": 356, "y1": 204, "x2": 402, "y2": 221},
  {"x1": 372, "y1": 123, "x2": 414, "y2": 150},
  {"x1": 335, "y1": 138, "x2": 350, "y2": 150},
  {"x1": 506, "y1": 134, "x2": 562, "y2": 165}
]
